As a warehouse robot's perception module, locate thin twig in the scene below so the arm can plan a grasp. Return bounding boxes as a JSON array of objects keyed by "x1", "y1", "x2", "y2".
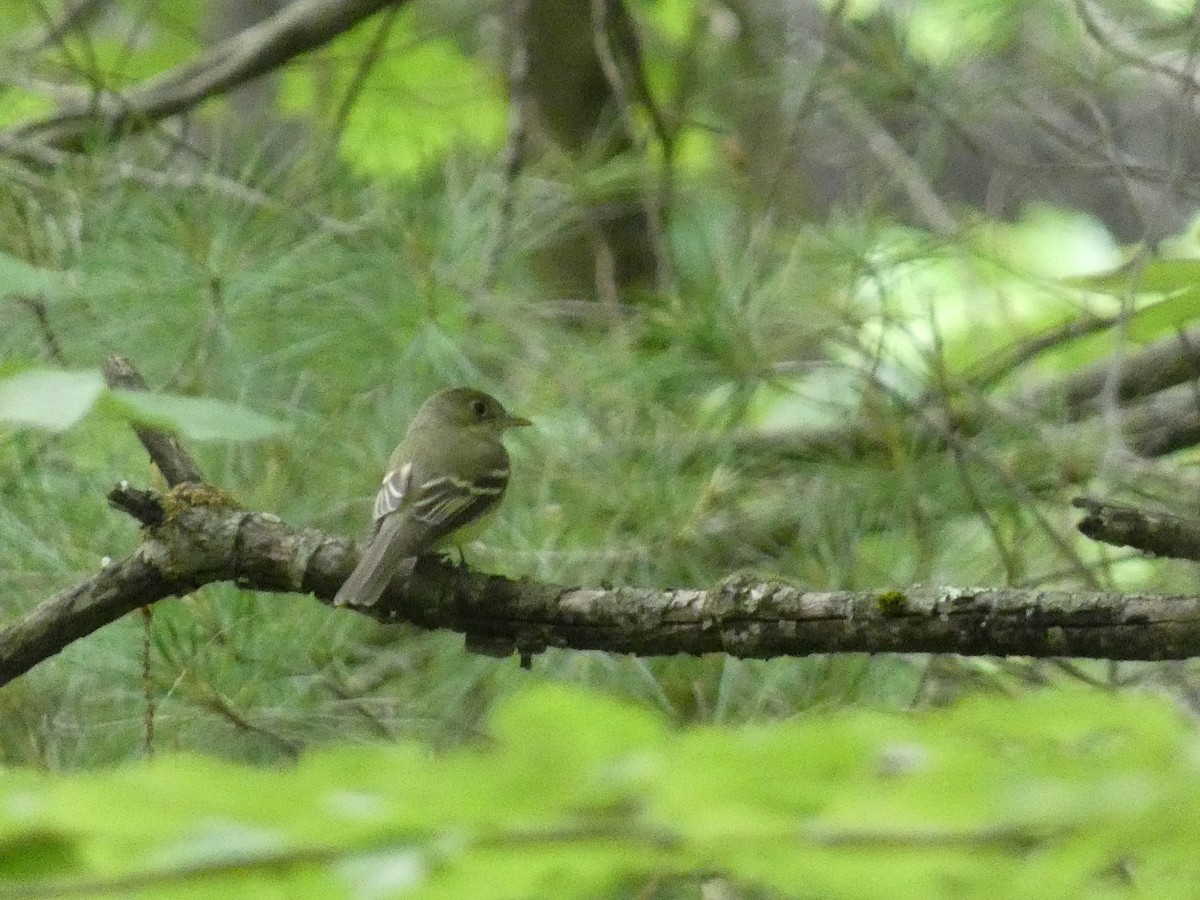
[
  {"x1": 140, "y1": 605, "x2": 155, "y2": 758},
  {"x1": 23, "y1": 0, "x2": 110, "y2": 53},
  {"x1": 102, "y1": 355, "x2": 204, "y2": 486},
  {"x1": 328, "y1": 2, "x2": 403, "y2": 153},
  {"x1": 17, "y1": 294, "x2": 67, "y2": 363}
]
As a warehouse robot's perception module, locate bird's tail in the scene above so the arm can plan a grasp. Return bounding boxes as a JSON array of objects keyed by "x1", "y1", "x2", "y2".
[{"x1": 333, "y1": 515, "x2": 424, "y2": 607}]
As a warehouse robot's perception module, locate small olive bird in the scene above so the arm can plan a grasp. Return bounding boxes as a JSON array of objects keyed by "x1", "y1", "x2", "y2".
[{"x1": 333, "y1": 387, "x2": 531, "y2": 608}]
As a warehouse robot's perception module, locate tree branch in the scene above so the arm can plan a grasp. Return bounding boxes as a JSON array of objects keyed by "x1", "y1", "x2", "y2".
[
  {"x1": 743, "y1": 316, "x2": 1200, "y2": 467},
  {"x1": 103, "y1": 355, "x2": 204, "y2": 486},
  {"x1": 1074, "y1": 496, "x2": 1200, "y2": 561},
  {"x1": 6, "y1": 482, "x2": 1200, "y2": 687},
  {"x1": 1021, "y1": 325, "x2": 1200, "y2": 420},
  {"x1": 9, "y1": 358, "x2": 1200, "y2": 687},
  {"x1": 10, "y1": 0, "x2": 407, "y2": 151}
]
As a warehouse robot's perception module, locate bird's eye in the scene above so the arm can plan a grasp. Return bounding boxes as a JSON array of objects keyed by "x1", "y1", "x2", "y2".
[{"x1": 471, "y1": 399, "x2": 488, "y2": 419}]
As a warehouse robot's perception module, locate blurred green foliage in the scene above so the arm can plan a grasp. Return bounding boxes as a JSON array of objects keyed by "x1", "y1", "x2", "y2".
[
  {"x1": 280, "y1": 27, "x2": 506, "y2": 178},
  {"x1": 2, "y1": 683, "x2": 1199, "y2": 898},
  {"x1": 2, "y1": 0, "x2": 1200, "y2": 765},
  {"x1": 3, "y1": 0, "x2": 1200, "y2": 894}
]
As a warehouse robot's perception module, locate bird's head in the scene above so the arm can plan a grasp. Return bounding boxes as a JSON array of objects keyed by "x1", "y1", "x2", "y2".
[{"x1": 414, "y1": 387, "x2": 532, "y2": 432}]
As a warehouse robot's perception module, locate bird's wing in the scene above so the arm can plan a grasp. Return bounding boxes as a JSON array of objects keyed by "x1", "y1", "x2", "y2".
[
  {"x1": 371, "y1": 462, "x2": 508, "y2": 538},
  {"x1": 372, "y1": 462, "x2": 413, "y2": 523},
  {"x1": 337, "y1": 451, "x2": 510, "y2": 608},
  {"x1": 407, "y1": 468, "x2": 508, "y2": 533}
]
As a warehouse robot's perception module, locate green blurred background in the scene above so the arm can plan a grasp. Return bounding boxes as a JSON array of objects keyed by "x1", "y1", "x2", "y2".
[{"x1": 4, "y1": 6, "x2": 1200, "y2": 891}]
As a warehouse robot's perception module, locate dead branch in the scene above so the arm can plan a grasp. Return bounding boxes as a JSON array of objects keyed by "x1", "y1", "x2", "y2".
[
  {"x1": 8, "y1": 357, "x2": 1200, "y2": 688},
  {"x1": 1074, "y1": 496, "x2": 1200, "y2": 561},
  {"x1": 103, "y1": 355, "x2": 204, "y2": 486},
  {"x1": 7, "y1": 480, "x2": 1200, "y2": 686}
]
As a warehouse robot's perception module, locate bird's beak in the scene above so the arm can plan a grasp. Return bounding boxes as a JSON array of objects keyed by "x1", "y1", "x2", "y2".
[{"x1": 503, "y1": 414, "x2": 533, "y2": 429}]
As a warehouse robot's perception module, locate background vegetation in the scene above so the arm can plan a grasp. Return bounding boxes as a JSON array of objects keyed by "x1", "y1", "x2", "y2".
[{"x1": 4, "y1": 0, "x2": 1200, "y2": 895}]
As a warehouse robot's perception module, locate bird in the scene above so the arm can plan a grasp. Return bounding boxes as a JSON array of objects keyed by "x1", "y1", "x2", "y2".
[{"x1": 333, "y1": 387, "x2": 531, "y2": 608}]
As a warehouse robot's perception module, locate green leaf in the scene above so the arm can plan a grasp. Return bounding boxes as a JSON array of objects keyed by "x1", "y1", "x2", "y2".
[
  {"x1": 1127, "y1": 289, "x2": 1200, "y2": 342},
  {"x1": 0, "y1": 831, "x2": 82, "y2": 880},
  {"x1": 2, "y1": 686, "x2": 1200, "y2": 896},
  {"x1": 0, "y1": 251, "x2": 74, "y2": 300},
  {"x1": 102, "y1": 391, "x2": 285, "y2": 442},
  {"x1": 1066, "y1": 257, "x2": 1200, "y2": 295},
  {"x1": 0, "y1": 369, "x2": 104, "y2": 431},
  {"x1": 0, "y1": 370, "x2": 285, "y2": 440}
]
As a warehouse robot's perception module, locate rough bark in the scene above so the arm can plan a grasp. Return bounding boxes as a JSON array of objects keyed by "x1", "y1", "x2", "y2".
[
  {"x1": 5, "y1": 481, "x2": 1200, "y2": 687},
  {"x1": 6, "y1": 357, "x2": 1200, "y2": 687},
  {"x1": 1074, "y1": 496, "x2": 1200, "y2": 562}
]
